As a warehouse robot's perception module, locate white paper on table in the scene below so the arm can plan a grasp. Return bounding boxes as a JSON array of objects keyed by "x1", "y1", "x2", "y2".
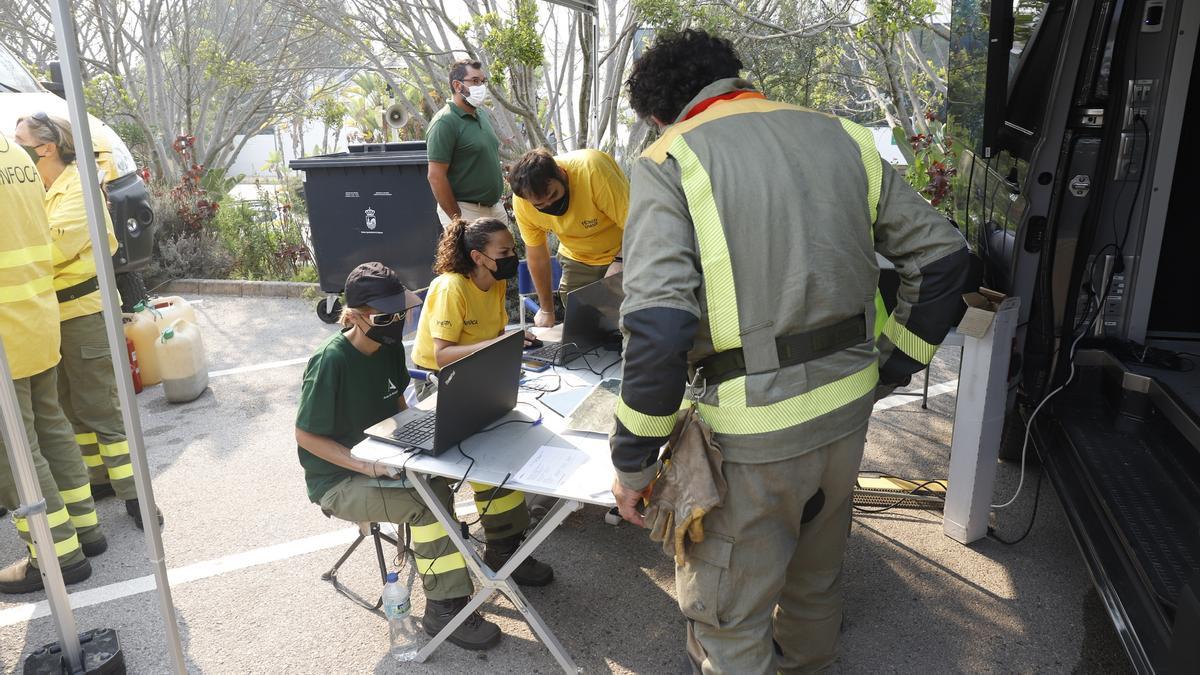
[{"x1": 514, "y1": 445, "x2": 589, "y2": 490}]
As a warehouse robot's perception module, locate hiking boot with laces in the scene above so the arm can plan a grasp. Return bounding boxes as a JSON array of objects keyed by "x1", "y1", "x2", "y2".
[
  {"x1": 422, "y1": 596, "x2": 502, "y2": 650},
  {"x1": 484, "y1": 535, "x2": 554, "y2": 587}
]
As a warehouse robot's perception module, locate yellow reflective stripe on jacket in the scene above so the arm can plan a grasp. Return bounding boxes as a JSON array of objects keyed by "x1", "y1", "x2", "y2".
[
  {"x1": 0, "y1": 275, "x2": 55, "y2": 305},
  {"x1": 15, "y1": 506, "x2": 72, "y2": 532},
  {"x1": 882, "y1": 315, "x2": 939, "y2": 365},
  {"x1": 669, "y1": 136, "x2": 742, "y2": 351},
  {"x1": 874, "y1": 291, "x2": 888, "y2": 340},
  {"x1": 616, "y1": 399, "x2": 678, "y2": 438},
  {"x1": 28, "y1": 533, "x2": 81, "y2": 559},
  {"x1": 409, "y1": 521, "x2": 449, "y2": 545},
  {"x1": 0, "y1": 245, "x2": 53, "y2": 270},
  {"x1": 414, "y1": 552, "x2": 467, "y2": 575},
  {"x1": 699, "y1": 364, "x2": 879, "y2": 435},
  {"x1": 838, "y1": 119, "x2": 883, "y2": 224}
]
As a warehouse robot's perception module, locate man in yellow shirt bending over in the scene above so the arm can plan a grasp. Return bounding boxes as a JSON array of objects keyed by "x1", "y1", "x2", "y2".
[{"x1": 509, "y1": 148, "x2": 628, "y2": 328}]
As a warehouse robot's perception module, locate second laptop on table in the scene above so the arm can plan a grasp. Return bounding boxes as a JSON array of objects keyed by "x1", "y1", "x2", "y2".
[{"x1": 524, "y1": 272, "x2": 624, "y2": 366}]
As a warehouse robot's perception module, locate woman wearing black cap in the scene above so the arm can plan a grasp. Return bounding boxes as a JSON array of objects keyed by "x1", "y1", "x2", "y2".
[{"x1": 294, "y1": 261, "x2": 508, "y2": 651}]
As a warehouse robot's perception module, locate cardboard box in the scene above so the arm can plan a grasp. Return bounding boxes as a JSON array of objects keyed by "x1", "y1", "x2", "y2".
[{"x1": 958, "y1": 288, "x2": 1007, "y2": 339}]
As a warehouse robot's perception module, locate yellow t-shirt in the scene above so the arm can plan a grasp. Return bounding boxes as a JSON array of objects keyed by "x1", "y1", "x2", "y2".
[
  {"x1": 45, "y1": 163, "x2": 119, "y2": 321},
  {"x1": 412, "y1": 272, "x2": 508, "y2": 370},
  {"x1": 513, "y1": 149, "x2": 628, "y2": 266},
  {"x1": 0, "y1": 132, "x2": 62, "y2": 379}
]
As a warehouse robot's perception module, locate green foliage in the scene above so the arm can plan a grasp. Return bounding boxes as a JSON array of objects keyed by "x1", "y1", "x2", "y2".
[
  {"x1": 199, "y1": 168, "x2": 243, "y2": 204},
  {"x1": 342, "y1": 72, "x2": 391, "y2": 143},
  {"x1": 196, "y1": 37, "x2": 258, "y2": 90},
  {"x1": 473, "y1": 0, "x2": 544, "y2": 85},
  {"x1": 212, "y1": 193, "x2": 311, "y2": 281},
  {"x1": 904, "y1": 115, "x2": 959, "y2": 215}
]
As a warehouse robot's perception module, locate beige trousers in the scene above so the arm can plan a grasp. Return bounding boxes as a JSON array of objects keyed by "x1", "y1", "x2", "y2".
[
  {"x1": 436, "y1": 201, "x2": 507, "y2": 228},
  {"x1": 681, "y1": 422, "x2": 868, "y2": 674}
]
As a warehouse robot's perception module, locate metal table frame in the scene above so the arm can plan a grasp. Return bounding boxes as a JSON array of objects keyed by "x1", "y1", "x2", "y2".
[{"x1": 406, "y1": 472, "x2": 584, "y2": 673}]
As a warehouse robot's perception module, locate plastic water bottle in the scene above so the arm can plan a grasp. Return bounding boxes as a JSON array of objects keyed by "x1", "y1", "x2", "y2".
[{"x1": 382, "y1": 572, "x2": 421, "y2": 662}]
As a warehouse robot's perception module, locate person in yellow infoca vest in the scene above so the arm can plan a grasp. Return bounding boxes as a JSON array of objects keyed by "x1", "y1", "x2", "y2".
[
  {"x1": 0, "y1": 130, "x2": 107, "y2": 593},
  {"x1": 14, "y1": 112, "x2": 162, "y2": 530}
]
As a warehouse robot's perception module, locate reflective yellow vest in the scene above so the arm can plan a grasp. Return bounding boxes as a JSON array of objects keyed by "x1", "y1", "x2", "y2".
[{"x1": 0, "y1": 133, "x2": 62, "y2": 378}]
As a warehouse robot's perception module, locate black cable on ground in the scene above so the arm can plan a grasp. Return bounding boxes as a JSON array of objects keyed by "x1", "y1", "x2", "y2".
[{"x1": 988, "y1": 468, "x2": 1044, "y2": 546}]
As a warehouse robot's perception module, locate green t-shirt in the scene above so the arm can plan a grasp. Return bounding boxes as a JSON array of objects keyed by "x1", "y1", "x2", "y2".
[
  {"x1": 425, "y1": 102, "x2": 504, "y2": 205},
  {"x1": 295, "y1": 331, "x2": 411, "y2": 502}
]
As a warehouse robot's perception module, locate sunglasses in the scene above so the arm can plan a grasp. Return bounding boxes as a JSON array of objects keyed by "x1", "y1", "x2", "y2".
[
  {"x1": 366, "y1": 312, "x2": 404, "y2": 327},
  {"x1": 29, "y1": 111, "x2": 62, "y2": 145}
]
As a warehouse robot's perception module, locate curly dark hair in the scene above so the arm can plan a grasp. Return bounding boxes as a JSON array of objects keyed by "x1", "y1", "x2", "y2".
[
  {"x1": 508, "y1": 149, "x2": 560, "y2": 199},
  {"x1": 434, "y1": 217, "x2": 510, "y2": 276},
  {"x1": 626, "y1": 29, "x2": 743, "y2": 124}
]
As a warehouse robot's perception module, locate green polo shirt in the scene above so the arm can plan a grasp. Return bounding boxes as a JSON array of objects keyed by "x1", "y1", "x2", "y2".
[
  {"x1": 295, "y1": 331, "x2": 410, "y2": 503},
  {"x1": 425, "y1": 102, "x2": 505, "y2": 206}
]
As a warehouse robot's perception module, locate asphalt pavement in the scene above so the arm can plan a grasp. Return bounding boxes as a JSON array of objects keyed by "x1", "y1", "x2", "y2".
[{"x1": 0, "y1": 294, "x2": 1132, "y2": 673}]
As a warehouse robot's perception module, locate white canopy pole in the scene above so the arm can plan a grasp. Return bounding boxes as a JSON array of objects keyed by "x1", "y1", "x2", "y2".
[
  {"x1": 542, "y1": 0, "x2": 600, "y2": 147},
  {"x1": 0, "y1": 339, "x2": 83, "y2": 671},
  {"x1": 47, "y1": 1, "x2": 187, "y2": 671}
]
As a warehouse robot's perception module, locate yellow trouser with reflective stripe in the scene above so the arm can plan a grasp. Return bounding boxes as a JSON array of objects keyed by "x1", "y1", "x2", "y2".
[
  {"x1": 0, "y1": 370, "x2": 87, "y2": 567},
  {"x1": 58, "y1": 312, "x2": 137, "y2": 500}
]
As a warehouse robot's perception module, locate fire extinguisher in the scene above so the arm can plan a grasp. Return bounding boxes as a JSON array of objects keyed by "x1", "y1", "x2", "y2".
[{"x1": 126, "y1": 336, "x2": 143, "y2": 394}]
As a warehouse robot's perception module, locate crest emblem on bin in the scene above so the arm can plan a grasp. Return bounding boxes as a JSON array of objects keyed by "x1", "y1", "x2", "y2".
[{"x1": 364, "y1": 207, "x2": 377, "y2": 230}]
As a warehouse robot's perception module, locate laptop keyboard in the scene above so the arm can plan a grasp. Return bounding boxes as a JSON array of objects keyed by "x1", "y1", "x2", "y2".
[
  {"x1": 390, "y1": 411, "x2": 437, "y2": 446},
  {"x1": 525, "y1": 342, "x2": 569, "y2": 364}
]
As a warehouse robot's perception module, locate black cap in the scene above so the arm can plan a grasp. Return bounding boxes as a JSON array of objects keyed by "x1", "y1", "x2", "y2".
[{"x1": 344, "y1": 262, "x2": 422, "y2": 313}]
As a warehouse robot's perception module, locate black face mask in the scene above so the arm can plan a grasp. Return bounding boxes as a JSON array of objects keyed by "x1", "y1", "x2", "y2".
[
  {"x1": 20, "y1": 145, "x2": 42, "y2": 167},
  {"x1": 536, "y1": 185, "x2": 570, "y2": 217},
  {"x1": 485, "y1": 253, "x2": 519, "y2": 281},
  {"x1": 365, "y1": 318, "x2": 406, "y2": 346}
]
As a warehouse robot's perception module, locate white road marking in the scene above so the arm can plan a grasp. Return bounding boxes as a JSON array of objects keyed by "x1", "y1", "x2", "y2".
[
  {"x1": 0, "y1": 502, "x2": 484, "y2": 628},
  {"x1": 208, "y1": 357, "x2": 311, "y2": 378},
  {"x1": 0, "y1": 528, "x2": 359, "y2": 628},
  {"x1": 873, "y1": 379, "x2": 958, "y2": 412}
]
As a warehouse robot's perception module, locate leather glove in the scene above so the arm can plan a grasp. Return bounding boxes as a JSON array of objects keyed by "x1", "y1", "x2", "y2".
[{"x1": 643, "y1": 407, "x2": 727, "y2": 564}]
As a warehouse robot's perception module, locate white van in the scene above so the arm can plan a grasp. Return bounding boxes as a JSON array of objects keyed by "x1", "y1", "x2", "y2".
[{"x1": 0, "y1": 45, "x2": 155, "y2": 307}]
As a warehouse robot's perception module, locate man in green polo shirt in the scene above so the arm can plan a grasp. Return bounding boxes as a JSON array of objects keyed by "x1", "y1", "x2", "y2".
[{"x1": 426, "y1": 59, "x2": 507, "y2": 227}]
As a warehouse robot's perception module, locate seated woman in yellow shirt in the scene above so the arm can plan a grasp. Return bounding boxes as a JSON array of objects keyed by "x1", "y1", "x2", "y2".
[{"x1": 412, "y1": 217, "x2": 553, "y2": 586}]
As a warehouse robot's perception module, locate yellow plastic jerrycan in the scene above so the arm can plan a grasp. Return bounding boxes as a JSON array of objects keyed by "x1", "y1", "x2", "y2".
[
  {"x1": 146, "y1": 296, "x2": 196, "y2": 332},
  {"x1": 123, "y1": 305, "x2": 162, "y2": 386},
  {"x1": 156, "y1": 319, "x2": 209, "y2": 403}
]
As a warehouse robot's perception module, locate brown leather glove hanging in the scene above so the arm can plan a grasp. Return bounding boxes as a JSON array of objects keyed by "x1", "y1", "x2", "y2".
[{"x1": 643, "y1": 406, "x2": 727, "y2": 564}]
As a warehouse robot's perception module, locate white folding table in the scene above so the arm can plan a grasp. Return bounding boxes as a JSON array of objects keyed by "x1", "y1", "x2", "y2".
[{"x1": 351, "y1": 347, "x2": 621, "y2": 674}]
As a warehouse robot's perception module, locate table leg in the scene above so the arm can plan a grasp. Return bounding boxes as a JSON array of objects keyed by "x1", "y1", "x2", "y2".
[{"x1": 406, "y1": 470, "x2": 583, "y2": 673}]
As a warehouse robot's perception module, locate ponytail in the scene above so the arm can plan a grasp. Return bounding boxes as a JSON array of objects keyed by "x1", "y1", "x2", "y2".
[{"x1": 433, "y1": 217, "x2": 509, "y2": 276}]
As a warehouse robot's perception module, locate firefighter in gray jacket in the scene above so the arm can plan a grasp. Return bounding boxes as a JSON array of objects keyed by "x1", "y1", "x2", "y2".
[{"x1": 610, "y1": 31, "x2": 970, "y2": 673}]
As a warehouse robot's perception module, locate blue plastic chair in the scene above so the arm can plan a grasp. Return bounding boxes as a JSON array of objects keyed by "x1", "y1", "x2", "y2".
[{"x1": 516, "y1": 258, "x2": 563, "y2": 325}]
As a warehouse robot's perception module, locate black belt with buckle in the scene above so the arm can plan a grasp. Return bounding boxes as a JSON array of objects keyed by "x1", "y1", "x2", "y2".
[
  {"x1": 694, "y1": 314, "x2": 868, "y2": 386},
  {"x1": 56, "y1": 276, "x2": 100, "y2": 304}
]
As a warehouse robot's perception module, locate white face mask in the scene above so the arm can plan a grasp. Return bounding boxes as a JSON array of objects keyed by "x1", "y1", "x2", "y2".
[{"x1": 462, "y1": 83, "x2": 488, "y2": 107}]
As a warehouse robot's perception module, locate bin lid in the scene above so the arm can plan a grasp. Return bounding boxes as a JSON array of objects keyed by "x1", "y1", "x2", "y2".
[{"x1": 289, "y1": 149, "x2": 428, "y2": 171}]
